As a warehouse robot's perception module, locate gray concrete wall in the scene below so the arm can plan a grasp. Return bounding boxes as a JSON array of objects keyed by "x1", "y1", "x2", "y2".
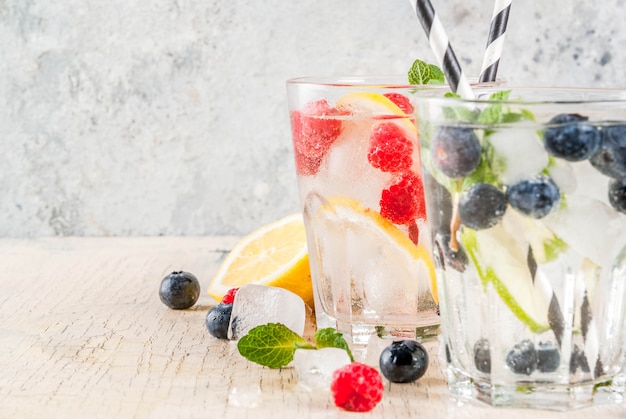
[{"x1": 2, "y1": 0, "x2": 624, "y2": 237}]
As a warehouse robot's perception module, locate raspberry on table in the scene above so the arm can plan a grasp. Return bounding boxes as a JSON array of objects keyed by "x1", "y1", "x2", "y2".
[
  {"x1": 221, "y1": 287, "x2": 239, "y2": 305},
  {"x1": 331, "y1": 362, "x2": 384, "y2": 412},
  {"x1": 290, "y1": 100, "x2": 344, "y2": 176},
  {"x1": 368, "y1": 122, "x2": 414, "y2": 172},
  {"x1": 383, "y1": 93, "x2": 414, "y2": 114},
  {"x1": 380, "y1": 171, "x2": 426, "y2": 225}
]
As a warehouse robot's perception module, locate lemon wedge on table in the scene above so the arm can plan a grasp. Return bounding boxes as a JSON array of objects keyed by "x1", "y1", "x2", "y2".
[
  {"x1": 316, "y1": 197, "x2": 437, "y2": 305},
  {"x1": 207, "y1": 213, "x2": 313, "y2": 307}
]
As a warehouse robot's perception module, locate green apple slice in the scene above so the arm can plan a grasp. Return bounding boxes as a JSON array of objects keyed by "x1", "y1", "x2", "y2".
[{"x1": 462, "y1": 224, "x2": 551, "y2": 333}]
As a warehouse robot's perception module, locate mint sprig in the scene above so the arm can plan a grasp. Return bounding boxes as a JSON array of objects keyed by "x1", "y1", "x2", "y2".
[
  {"x1": 237, "y1": 324, "x2": 353, "y2": 368},
  {"x1": 314, "y1": 328, "x2": 354, "y2": 361},
  {"x1": 408, "y1": 59, "x2": 445, "y2": 85}
]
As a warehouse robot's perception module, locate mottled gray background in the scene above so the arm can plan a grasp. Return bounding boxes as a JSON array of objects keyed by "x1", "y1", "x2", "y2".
[{"x1": 2, "y1": 0, "x2": 624, "y2": 237}]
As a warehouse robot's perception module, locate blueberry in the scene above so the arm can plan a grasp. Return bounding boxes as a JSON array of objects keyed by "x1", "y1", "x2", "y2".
[
  {"x1": 431, "y1": 126, "x2": 482, "y2": 178},
  {"x1": 543, "y1": 113, "x2": 601, "y2": 161},
  {"x1": 473, "y1": 338, "x2": 491, "y2": 373},
  {"x1": 537, "y1": 341, "x2": 560, "y2": 373},
  {"x1": 506, "y1": 339, "x2": 538, "y2": 375},
  {"x1": 458, "y1": 183, "x2": 507, "y2": 229},
  {"x1": 159, "y1": 271, "x2": 200, "y2": 309},
  {"x1": 608, "y1": 178, "x2": 626, "y2": 213},
  {"x1": 507, "y1": 176, "x2": 560, "y2": 219},
  {"x1": 205, "y1": 304, "x2": 233, "y2": 339},
  {"x1": 434, "y1": 233, "x2": 468, "y2": 272},
  {"x1": 379, "y1": 340, "x2": 429, "y2": 383},
  {"x1": 590, "y1": 124, "x2": 626, "y2": 178}
]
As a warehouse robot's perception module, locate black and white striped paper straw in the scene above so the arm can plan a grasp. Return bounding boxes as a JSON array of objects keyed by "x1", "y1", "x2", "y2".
[
  {"x1": 479, "y1": 0, "x2": 512, "y2": 83},
  {"x1": 409, "y1": 0, "x2": 474, "y2": 99}
]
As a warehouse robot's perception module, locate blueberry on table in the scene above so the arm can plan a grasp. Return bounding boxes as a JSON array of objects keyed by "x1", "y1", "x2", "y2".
[
  {"x1": 205, "y1": 304, "x2": 233, "y2": 339},
  {"x1": 473, "y1": 338, "x2": 491, "y2": 373},
  {"x1": 458, "y1": 183, "x2": 507, "y2": 230},
  {"x1": 537, "y1": 341, "x2": 560, "y2": 373},
  {"x1": 159, "y1": 271, "x2": 201, "y2": 309},
  {"x1": 543, "y1": 113, "x2": 601, "y2": 161},
  {"x1": 590, "y1": 124, "x2": 626, "y2": 179},
  {"x1": 431, "y1": 126, "x2": 482, "y2": 179},
  {"x1": 379, "y1": 340, "x2": 429, "y2": 383},
  {"x1": 507, "y1": 176, "x2": 560, "y2": 219},
  {"x1": 608, "y1": 178, "x2": 626, "y2": 213},
  {"x1": 506, "y1": 339, "x2": 538, "y2": 375}
]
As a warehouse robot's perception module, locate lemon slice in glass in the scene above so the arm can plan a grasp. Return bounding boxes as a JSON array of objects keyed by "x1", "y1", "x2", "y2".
[
  {"x1": 207, "y1": 213, "x2": 313, "y2": 307},
  {"x1": 318, "y1": 197, "x2": 437, "y2": 307},
  {"x1": 336, "y1": 91, "x2": 417, "y2": 135}
]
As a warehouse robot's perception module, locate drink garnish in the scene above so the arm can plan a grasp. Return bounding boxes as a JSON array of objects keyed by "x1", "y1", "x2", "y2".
[
  {"x1": 237, "y1": 324, "x2": 353, "y2": 368},
  {"x1": 407, "y1": 59, "x2": 445, "y2": 85}
]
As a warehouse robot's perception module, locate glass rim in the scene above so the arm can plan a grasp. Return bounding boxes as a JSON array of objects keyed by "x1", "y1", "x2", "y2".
[
  {"x1": 285, "y1": 75, "x2": 503, "y2": 89},
  {"x1": 415, "y1": 86, "x2": 626, "y2": 105}
]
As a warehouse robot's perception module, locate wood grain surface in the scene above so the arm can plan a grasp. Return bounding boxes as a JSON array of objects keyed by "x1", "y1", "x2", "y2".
[{"x1": 0, "y1": 237, "x2": 624, "y2": 418}]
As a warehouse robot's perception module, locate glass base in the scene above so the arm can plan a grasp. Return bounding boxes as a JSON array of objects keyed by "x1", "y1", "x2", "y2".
[
  {"x1": 314, "y1": 309, "x2": 440, "y2": 359},
  {"x1": 446, "y1": 365, "x2": 626, "y2": 411}
]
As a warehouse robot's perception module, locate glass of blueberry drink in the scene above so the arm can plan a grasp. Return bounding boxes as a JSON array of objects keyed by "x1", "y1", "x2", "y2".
[{"x1": 415, "y1": 87, "x2": 626, "y2": 410}]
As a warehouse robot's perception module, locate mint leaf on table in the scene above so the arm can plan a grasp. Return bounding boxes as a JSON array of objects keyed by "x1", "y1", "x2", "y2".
[
  {"x1": 314, "y1": 328, "x2": 354, "y2": 362},
  {"x1": 408, "y1": 59, "x2": 445, "y2": 85},
  {"x1": 237, "y1": 323, "x2": 314, "y2": 368}
]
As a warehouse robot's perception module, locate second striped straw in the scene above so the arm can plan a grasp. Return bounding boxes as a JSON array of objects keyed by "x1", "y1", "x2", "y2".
[
  {"x1": 479, "y1": 0, "x2": 512, "y2": 83},
  {"x1": 408, "y1": 0, "x2": 474, "y2": 100}
]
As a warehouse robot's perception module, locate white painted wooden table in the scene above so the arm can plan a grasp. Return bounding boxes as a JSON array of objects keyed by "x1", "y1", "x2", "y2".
[{"x1": 1, "y1": 237, "x2": 624, "y2": 418}]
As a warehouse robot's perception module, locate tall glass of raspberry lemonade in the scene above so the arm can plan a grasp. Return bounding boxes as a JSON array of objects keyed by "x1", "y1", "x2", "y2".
[
  {"x1": 286, "y1": 76, "x2": 500, "y2": 349},
  {"x1": 286, "y1": 76, "x2": 436, "y2": 348},
  {"x1": 416, "y1": 86, "x2": 626, "y2": 410}
]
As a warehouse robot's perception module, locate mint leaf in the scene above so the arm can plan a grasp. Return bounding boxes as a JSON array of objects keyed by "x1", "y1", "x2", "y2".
[
  {"x1": 408, "y1": 59, "x2": 445, "y2": 84},
  {"x1": 237, "y1": 323, "x2": 314, "y2": 368},
  {"x1": 428, "y1": 64, "x2": 445, "y2": 84},
  {"x1": 314, "y1": 328, "x2": 354, "y2": 362},
  {"x1": 489, "y1": 90, "x2": 511, "y2": 101}
]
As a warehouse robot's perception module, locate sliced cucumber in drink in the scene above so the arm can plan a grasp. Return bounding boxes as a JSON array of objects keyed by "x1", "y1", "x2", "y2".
[{"x1": 461, "y1": 225, "x2": 551, "y2": 333}]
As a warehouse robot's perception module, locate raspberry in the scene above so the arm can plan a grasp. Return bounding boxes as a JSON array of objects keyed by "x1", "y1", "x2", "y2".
[
  {"x1": 290, "y1": 100, "x2": 343, "y2": 176},
  {"x1": 408, "y1": 222, "x2": 419, "y2": 245},
  {"x1": 383, "y1": 93, "x2": 414, "y2": 114},
  {"x1": 368, "y1": 123, "x2": 414, "y2": 172},
  {"x1": 331, "y1": 362, "x2": 384, "y2": 412},
  {"x1": 380, "y1": 172, "x2": 426, "y2": 225},
  {"x1": 221, "y1": 287, "x2": 239, "y2": 305}
]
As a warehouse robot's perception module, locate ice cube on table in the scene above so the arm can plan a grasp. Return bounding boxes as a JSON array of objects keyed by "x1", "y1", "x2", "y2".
[
  {"x1": 228, "y1": 284, "x2": 306, "y2": 340},
  {"x1": 228, "y1": 384, "x2": 261, "y2": 408},
  {"x1": 293, "y1": 347, "x2": 351, "y2": 392},
  {"x1": 488, "y1": 128, "x2": 549, "y2": 185},
  {"x1": 362, "y1": 334, "x2": 391, "y2": 367}
]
